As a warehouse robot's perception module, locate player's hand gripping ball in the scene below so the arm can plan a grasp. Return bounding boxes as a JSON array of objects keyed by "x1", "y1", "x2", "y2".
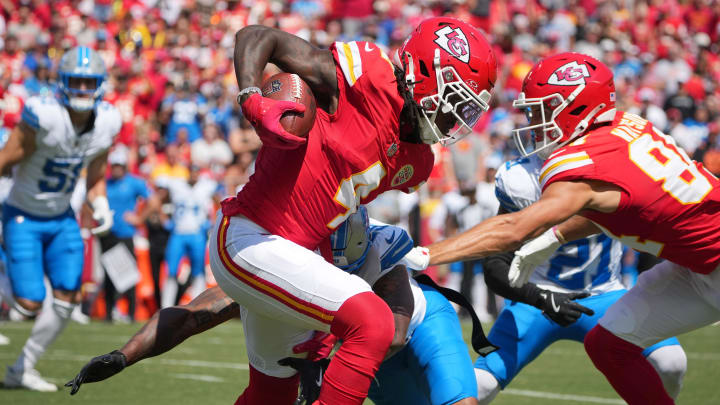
[{"x1": 261, "y1": 72, "x2": 317, "y2": 138}]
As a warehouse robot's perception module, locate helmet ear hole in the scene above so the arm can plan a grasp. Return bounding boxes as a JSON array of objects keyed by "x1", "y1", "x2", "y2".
[
  {"x1": 419, "y1": 60, "x2": 430, "y2": 77},
  {"x1": 569, "y1": 105, "x2": 587, "y2": 116}
]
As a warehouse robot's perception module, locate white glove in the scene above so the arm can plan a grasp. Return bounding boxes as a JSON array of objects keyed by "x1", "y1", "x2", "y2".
[
  {"x1": 90, "y1": 196, "x2": 114, "y2": 236},
  {"x1": 400, "y1": 246, "x2": 430, "y2": 271},
  {"x1": 508, "y1": 227, "x2": 562, "y2": 288}
]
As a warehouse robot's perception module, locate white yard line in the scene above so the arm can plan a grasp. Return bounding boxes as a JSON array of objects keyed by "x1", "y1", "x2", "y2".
[
  {"x1": 169, "y1": 373, "x2": 227, "y2": 383},
  {"x1": 503, "y1": 388, "x2": 626, "y2": 404}
]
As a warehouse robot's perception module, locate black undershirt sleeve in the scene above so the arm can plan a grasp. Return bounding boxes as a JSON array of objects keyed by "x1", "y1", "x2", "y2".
[{"x1": 483, "y1": 251, "x2": 543, "y2": 308}]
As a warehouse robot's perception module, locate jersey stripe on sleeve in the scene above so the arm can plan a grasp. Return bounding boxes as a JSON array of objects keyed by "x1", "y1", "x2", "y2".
[
  {"x1": 495, "y1": 187, "x2": 521, "y2": 212},
  {"x1": 335, "y1": 42, "x2": 363, "y2": 86},
  {"x1": 539, "y1": 152, "x2": 593, "y2": 189},
  {"x1": 20, "y1": 105, "x2": 40, "y2": 130}
]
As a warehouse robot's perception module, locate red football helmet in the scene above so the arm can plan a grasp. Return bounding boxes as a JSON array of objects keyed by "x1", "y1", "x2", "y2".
[
  {"x1": 512, "y1": 53, "x2": 616, "y2": 158},
  {"x1": 395, "y1": 17, "x2": 497, "y2": 145}
]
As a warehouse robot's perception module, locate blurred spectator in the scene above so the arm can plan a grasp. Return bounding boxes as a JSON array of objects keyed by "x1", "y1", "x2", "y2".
[
  {"x1": 191, "y1": 123, "x2": 233, "y2": 172},
  {"x1": 100, "y1": 146, "x2": 149, "y2": 323},
  {"x1": 161, "y1": 82, "x2": 207, "y2": 144},
  {"x1": 151, "y1": 144, "x2": 190, "y2": 183}
]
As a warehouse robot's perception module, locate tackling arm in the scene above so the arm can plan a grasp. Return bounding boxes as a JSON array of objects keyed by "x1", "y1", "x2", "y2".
[
  {"x1": 120, "y1": 286, "x2": 239, "y2": 366},
  {"x1": 372, "y1": 265, "x2": 414, "y2": 358},
  {"x1": 428, "y1": 181, "x2": 598, "y2": 266},
  {"x1": 0, "y1": 123, "x2": 36, "y2": 175},
  {"x1": 66, "y1": 287, "x2": 239, "y2": 394}
]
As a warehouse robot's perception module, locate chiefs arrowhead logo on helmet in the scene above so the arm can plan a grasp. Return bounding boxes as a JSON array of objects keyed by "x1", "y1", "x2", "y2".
[
  {"x1": 434, "y1": 26, "x2": 470, "y2": 64},
  {"x1": 548, "y1": 61, "x2": 591, "y2": 86}
]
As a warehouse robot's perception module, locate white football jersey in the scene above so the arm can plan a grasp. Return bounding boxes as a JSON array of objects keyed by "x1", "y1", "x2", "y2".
[
  {"x1": 495, "y1": 155, "x2": 624, "y2": 294},
  {"x1": 6, "y1": 96, "x2": 119, "y2": 217},
  {"x1": 167, "y1": 177, "x2": 217, "y2": 234}
]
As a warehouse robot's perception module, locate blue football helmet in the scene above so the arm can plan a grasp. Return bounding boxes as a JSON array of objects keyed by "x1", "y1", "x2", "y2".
[
  {"x1": 57, "y1": 46, "x2": 107, "y2": 111},
  {"x1": 330, "y1": 206, "x2": 371, "y2": 273}
]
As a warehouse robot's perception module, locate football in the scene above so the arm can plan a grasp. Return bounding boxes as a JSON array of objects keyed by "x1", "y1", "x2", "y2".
[{"x1": 261, "y1": 72, "x2": 317, "y2": 137}]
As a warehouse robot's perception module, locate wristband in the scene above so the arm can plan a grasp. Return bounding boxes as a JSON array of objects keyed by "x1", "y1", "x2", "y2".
[
  {"x1": 237, "y1": 86, "x2": 262, "y2": 105},
  {"x1": 552, "y1": 226, "x2": 567, "y2": 244}
]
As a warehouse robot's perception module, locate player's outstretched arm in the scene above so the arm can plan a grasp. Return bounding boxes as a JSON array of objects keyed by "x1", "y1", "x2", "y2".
[
  {"x1": 233, "y1": 25, "x2": 338, "y2": 111},
  {"x1": 65, "y1": 287, "x2": 238, "y2": 395},
  {"x1": 427, "y1": 181, "x2": 599, "y2": 266},
  {"x1": 0, "y1": 122, "x2": 36, "y2": 175}
]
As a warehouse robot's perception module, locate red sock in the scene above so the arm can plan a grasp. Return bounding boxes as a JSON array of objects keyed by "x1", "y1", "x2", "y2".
[
  {"x1": 234, "y1": 365, "x2": 299, "y2": 405},
  {"x1": 318, "y1": 291, "x2": 394, "y2": 405},
  {"x1": 585, "y1": 325, "x2": 674, "y2": 405}
]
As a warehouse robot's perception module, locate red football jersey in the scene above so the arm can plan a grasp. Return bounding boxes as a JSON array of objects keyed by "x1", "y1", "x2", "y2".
[
  {"x1": 540, "y1": 111, "x2": 720, "y2": 274},
  {"x1": 222, "y1": 41, "x2": 434, "y2": 250}
]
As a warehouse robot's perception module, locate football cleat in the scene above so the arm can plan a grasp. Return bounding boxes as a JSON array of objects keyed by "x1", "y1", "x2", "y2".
[{"x1": 4, "y1": 365, "x2": 58, "y2": 392}]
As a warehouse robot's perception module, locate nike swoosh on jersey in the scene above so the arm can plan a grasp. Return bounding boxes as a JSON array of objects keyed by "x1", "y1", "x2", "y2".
[
  {"x1": 364, "y1": 43, "x2": 374, "y2": 52},
  {"x1": 385, "y1": 231, "x2": 395, "y2": 245}
]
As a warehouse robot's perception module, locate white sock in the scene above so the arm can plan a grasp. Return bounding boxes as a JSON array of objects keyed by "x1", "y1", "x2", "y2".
[
  {"x1": 189, "y1": 276, "x2": 206, "y2": 300},
  {"x1": 12, "y1": 299, "x2": 75, "y2": 372},
  {"x1": 475, "y1": 368, "x2": 501, "y2": 404},
  {"x1": 647, "y1": 345, "x2": 687, "y2": 399},
  {"x1": 161, "y1": 278, "x2": 178, "y2": 309}
]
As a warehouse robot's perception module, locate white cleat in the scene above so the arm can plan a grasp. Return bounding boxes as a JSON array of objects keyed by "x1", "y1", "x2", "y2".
[
  {"x1": 0, "y1": 332, "x2": 9, "y2": 345},
  {"x1": 71, "y1": 306, "x2": 90, "y2": 325},
  {"x1": 4, "y1": 366, "x2": 58, "y2": 392}
]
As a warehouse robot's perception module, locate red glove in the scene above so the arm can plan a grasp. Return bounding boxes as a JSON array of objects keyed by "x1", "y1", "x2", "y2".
[
  {"x1": 241, "y1": 93, "x2": 307, "y2": 149},
  {"x1": 292, "y1": 331, "x2": 337, "y2": 362}
]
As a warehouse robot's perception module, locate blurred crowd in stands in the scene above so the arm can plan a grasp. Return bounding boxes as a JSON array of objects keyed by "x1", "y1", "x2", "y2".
[{"x1": 1, "y1": 0, "x2": 719, "y2": 322}]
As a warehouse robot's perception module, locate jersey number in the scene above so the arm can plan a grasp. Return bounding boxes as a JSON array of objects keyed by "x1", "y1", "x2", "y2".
[
  {"x1": 547, "y1": 235, "x2": 613, "y2": 290},
  {"x1": 38, "y1": 159, "x2": 82, "y2": 193},
  {"x1": 327, "y1": 162, "x2": 386, "y2": 229},
  {"x1": 628, "y1": 131, "x2": 712, "y2": 204}
]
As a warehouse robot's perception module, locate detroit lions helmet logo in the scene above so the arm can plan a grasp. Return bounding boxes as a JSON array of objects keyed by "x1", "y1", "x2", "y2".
[
  {"x1": 548, "y1": 61, "x2": 591, "y2": 86},
  {"x1": 434, "y1": 26, "x2": 470, "y2": 64}
]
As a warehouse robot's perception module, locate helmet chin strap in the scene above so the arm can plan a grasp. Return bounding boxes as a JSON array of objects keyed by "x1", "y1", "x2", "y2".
[{"x1": 569, "y1": 102, "x2": 607, "y2": 139}]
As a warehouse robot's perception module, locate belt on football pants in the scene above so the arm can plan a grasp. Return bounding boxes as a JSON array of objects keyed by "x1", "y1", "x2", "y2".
[{"x1": 414, "y1": 273, "x2": 499, "y2": 356}]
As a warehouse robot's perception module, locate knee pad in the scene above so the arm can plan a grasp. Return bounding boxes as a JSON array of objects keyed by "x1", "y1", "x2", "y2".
[
  {"x1": 475, "y1": 368, "x2": 500, "y2": 404},
  {"x1": 647, "y1": 345, "x2": 687, "y2": 399}
]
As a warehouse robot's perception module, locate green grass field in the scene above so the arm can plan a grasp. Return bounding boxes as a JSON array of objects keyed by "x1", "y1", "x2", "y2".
[{"x1": 1, "y1": 319, "x2": 719, "y2": 404}]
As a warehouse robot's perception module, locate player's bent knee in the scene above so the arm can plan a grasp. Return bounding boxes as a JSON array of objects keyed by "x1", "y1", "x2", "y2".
[
  {"x1": 647, "y1": 345, "x2": 687, "y2": 399},
  {"x1": 15, "y1": 297, "x2": 42, "y2": 313},
  {"x1": 475, "y1": 368, "x2": 500, "y2": 404},
  {"x1": 332, "y1": 292, "x2": 394, "y2": 350}
]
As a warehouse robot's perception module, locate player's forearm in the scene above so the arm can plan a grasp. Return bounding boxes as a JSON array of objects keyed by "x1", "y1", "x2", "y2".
[
  {"x1": 428, "y1": 215, "x2": 528, "y2": 265},
  {"x1": 233, "y1": 25, "x2": 337, "y2": 107},
  {"x1": 86, "y1": 151, "x2": 109, "y2": 201},
  {"x1": 556, "y1": 215, "x2": 601, "y2": 242},
  {"x1": 120, "y1": 287, "x2": 239, "y2": 366},
  {"x1": 234, "y1": 26, "x2": 276, "y2": 94},
  {"x1": 483, "y1": 252, "x2": 542, "y2": 306},
  {"x1": 372, "y1": 266, "x2": 414, "y2": 355}
]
